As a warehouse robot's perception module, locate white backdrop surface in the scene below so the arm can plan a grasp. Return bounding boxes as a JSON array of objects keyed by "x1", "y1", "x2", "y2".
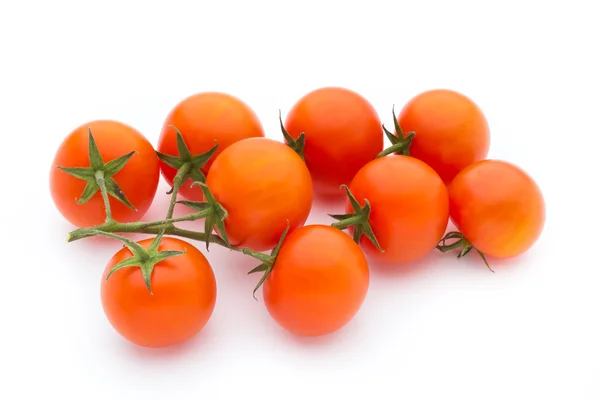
[{"x1": 0, "y1": 1, "x2": 598, "y2": 399}]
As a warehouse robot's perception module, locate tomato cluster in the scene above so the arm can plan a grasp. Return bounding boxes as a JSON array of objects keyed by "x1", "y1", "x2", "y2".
[{"x1": 50, "y1": 87, "x2": 545, "y2": 348}]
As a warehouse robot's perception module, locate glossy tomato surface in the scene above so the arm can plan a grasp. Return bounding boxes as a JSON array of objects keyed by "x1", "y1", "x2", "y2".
[
  {"x1": 284, "y1": 87, "x2": 383, "y2": 197},
  {"x1": 50, "y1": 120, "x2": 160, "y2": 227},
  {"x1": 101, "y1": 237, "x2": 217, "y2": 348},
  {"x1": 263, "y1": 225, "x2": 369, "y2": 336},
  {"x1": 448, "y1": 159, "x2": 545, "y2": 258},
  {"x1": 205, "y1": 137, "x2": 313, "y2": 252},
  {"x1": 348, "y1": 156, "x2": 449, "y2": 264},
  {"x1": 157, "y1": 92, "x2": 264, "y2": 200},
  {"x1": 397, "y1": 89, "x2": 490, "y2": 184}
]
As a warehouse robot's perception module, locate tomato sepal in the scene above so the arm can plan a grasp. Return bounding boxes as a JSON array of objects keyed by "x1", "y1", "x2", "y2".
[
  {"x1": 279, "y1": 110, "x2": 305, "y2": 161},
  {"x1": 436, "y1": 231, "x2": 494, "y2": 272},
  {"x1": 176, "y1": 182, "x2": 230, "y2": 251},
  {"x1": 244, "y1": 221, "x2": 290, "y2": 300},
  {"x1": 98, "y1": 229, "x2": 186, "y2": 294},
  {"x1": 156, "y1": 126, "x2": 219, "y2": 195},
  {"x1": 329, "y1": 185, "x2": 383, "y2": 252},
  {"x1": 377, "y1": 106, "x2": 415, "y2": 158},
  {"x1": 56, "y1": 129, "x2": 138, "y2": 220}
]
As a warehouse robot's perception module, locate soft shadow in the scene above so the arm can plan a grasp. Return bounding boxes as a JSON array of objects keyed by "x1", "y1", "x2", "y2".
[
  {"x1": 120, "y1": 322, "x2": 217, "y2": 361},
  {"x1": 310, "y1": 193, "x2": 346, "y2": 217},
  {"x1": 270, "y1": 320, "x2": 357, "y2": 349},
  {"x1": 368, "y1": 250, "x2": 442, "y2": 279}
]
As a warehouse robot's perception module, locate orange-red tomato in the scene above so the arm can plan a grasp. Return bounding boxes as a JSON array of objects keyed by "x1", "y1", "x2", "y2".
[
  {"x1": 284, "y1": 87, "x2": 383, "y2": 197},
  {"x1": 262, "y1": 225, "x2": 369, "y2": 336},
  {"x1": 448, "y1": 159, "x2": 545, "y2": 259},
  {"x1": 50, "y1": 120, "x2": 160, "y2": 227},
  {"x1": 157, "y1": 92, "x2": 264, "y2": 201},
  {"x1": 101, "y1": 237, "x2": 216, "y2": 348},
  {"x1": 396, "y1": 89, "x2": 490, "y2": 185},
  {"x1": 205, "y1": 138, "x2": 313, "y2": 252},
  {"x1": 347, "y1": 156, "x2": 449, "y2": 264}
]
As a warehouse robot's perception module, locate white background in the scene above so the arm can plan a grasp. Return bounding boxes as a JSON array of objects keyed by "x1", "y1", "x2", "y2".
[{"x1": 1, "y1": 0, "x2": 599, "y2": 399}]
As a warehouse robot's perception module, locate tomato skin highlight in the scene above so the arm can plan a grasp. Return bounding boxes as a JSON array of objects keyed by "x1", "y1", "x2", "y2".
[
  {"x1": 100, "y1": 237, "x2": 217, "y2": 348},
  {"x1": 284, "y1": 87, "x2": 383, "y2": 197},
  {"x1": 448, "y1": 159, "x2": 545, "y2": 259},
  {"x1": 205, "y1": 138, "x2": 313, "y2": 252},
  {"x1": 348, "y1": 156, "x2": 449, "y2": 265},
  {"x1": 157, "y1": 92, "x2": 264, "y2": 201},
  {"x1": 397, "y1": 89, "x2": 490, "y2": 185},
  {"x1": 263, "y1": 225, "x2": 369, "y2": 336},
  {"x1": 50, "y1": 120, "x2": 160, "y2": 227}
]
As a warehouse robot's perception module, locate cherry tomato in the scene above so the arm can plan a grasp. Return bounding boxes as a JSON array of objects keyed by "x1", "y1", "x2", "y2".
[
  {"x1": 157, "y1": 92, "x2": 264, "y2": 201},
  {"x1": 448, "y1": 159, "x2": 545, "y2": 259},
  {"x1": 396, "y1": 89, "x2": 490, "y2": 184},
  {"x1": 101, "y1": 237, "x2": 216, "y2": 348},
  {"x1": 262, "y1": 225, "x2": 369, "y2": 336},
  {"x1": 284, "y1": 87, "x2": 383, "y2": 197},
  {"x1": 50, "y1": 120, "x2": 160, "y2": 227},
  {"x1": 347, "y1": 155, "x2": 449, "y2": 264},
  {"x1": 205, "y1": 137, "x2": 313, "y2": 252}
]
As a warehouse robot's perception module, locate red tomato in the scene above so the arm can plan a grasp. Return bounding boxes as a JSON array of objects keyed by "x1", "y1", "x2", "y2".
[
  {"x1": 448, "y1": 159, "x2": 545, "y2": 259},
  {"x1": 205, "y1": 138, "x2": 313, "y2": 252},
  {"x1": 50, "y1": 120, "x2": 160, "y2": 227},
  {"x1": 157, "y1": 92, "x2": 264, "y2": 201},
  {"x1": 262, "y1": 225, "x2": 369, "y2": 336},
  {"x1": 101, "y1": 237, "x2": 216, "y2": 348},
  {"x1": 346, "y1": 155, "x2": 449, "y2": 264},
  {"x1": 395, "y1": 89, "x2": 490, "y2": 184},
  {"x1": 284, "y1": 87, "x2": 383, "y2": 197}
]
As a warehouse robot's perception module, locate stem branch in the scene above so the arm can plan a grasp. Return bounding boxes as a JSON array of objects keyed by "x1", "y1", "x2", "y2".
[
  {"x1": 166, "y1": 162, "x2": 191, "y2": 220},
  {"x1": 331, "y1": 215, "x2": 365, "y2": 230},
  {"x1": 94, "y1": 170, "x2": 113, "y2": 222}
]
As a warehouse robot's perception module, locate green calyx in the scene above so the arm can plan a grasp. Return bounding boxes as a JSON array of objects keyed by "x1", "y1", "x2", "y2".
[
  {"x1": 57, "y1": 129, "x2": 137, "y2": 219},
  {"x1": 436, "y1": 231, "x2": 494, "y2": 272},
  {"x1": 100, "y1": 230, "x2": 186, "y2": 294},
  {"x1": 245, "y1": 221, "x2": 290, "y2": 300},
  {"x1": 176, "y1": 182, "x2": 230, "y2": 251},
  {"x1": 377, "y1": 106, "x2": 415, "y2": 158},
  {"x1": 329, "y1": 185, "x2": 383, "y2": 252},
  {"x1": 279, "y1": 110, "x2": 305, "y2": 161},
  {"x1": 156, "y1": 126, "x2": 218, "y2": 194}
]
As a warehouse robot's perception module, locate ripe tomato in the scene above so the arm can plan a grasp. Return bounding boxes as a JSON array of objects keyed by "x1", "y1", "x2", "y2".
[
  {"x1": 346, "y1": 155, "x2": 449, "y2": 264},
  {"x1": 395, "y1": 89, "x2": 490, "y2": 184},
  {"x1": 205, "y1": 137, "x2": 313, "y2": 252},
  {"x1": 261, "y1": 225, "x2": 369, "y2": 336},
  {"x1": 447, "y1": 159, "x2": 545, "y2": 259},
  {"x1": 50, "y1": 120, "x2": 160, "y2": 227},
  {"x1": 284, "y1": 87, "x2": 383, "y2": 197},
  {"x1": 157, "y1": 92, "x2": 264, "y2": 201},
  {"x1": 101, "y1": 237, "x2": 216, "y2": 348}
]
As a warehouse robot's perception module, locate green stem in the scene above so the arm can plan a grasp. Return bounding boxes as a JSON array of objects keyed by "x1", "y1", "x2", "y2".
[
  {"x1": 242, "y1": 248, "x2": 274, "y2": 264},
  {"x1": 436, "y1": 231, "x2": 494, "y2": 272},
  {"x1": 331, "y1": 215, "x2": 365, "y2": 230},
  {"x1": 166, "y1": 162, "x2": 191, "y2": 220},
  {"x1": 377, "y1": 134, "x2": 414, "y2": 158},
  {"x1": 67, "y1": 221, "x2": 238, "y2": 251},
  {"x1": 94, "y1": 169, "x2": 113, "y2": 222},
  {"x1": 137, "y1": 208, "x2": 213, "y2": 229}
]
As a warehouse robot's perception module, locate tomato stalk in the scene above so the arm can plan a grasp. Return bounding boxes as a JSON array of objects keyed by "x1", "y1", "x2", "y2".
[
  {"x1": 165, "y1": 162, "x2": 191, "y2": 220},
  {"x1": 329, "y1": 185, "x2": 383, "y2": 252},
  {"x1": 66, "y1": 210, "x2": 229, "y2": 247},
  {"x1": 244, "y1": 222, "x2": 290, "y2": 300},
  {"x1": 279, "y1": 110, "x2": 306, "y2": 161},
  {"x1": 376, "y1": 106, "x2": 415, "y2": 158},
  {"x1": 436, "y1": 231, "x2": 494, "y2": 272}
]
